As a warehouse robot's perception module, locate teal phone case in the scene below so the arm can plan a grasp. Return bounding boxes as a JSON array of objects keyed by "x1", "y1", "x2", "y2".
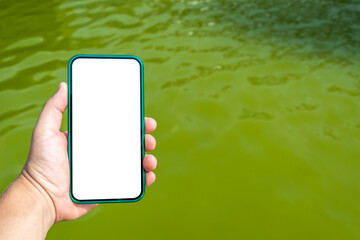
[{"x1": 68, "y1": 54, "x2": 145, "y2": 204}]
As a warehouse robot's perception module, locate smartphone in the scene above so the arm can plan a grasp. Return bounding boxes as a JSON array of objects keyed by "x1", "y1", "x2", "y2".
[{"x1": 68, "y1": 55, "x2": 144, "y2": 203}]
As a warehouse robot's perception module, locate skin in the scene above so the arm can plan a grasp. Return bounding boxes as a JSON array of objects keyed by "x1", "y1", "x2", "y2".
[{"x1": 0, "y1": 82, "x2": 157, "y2": 239}]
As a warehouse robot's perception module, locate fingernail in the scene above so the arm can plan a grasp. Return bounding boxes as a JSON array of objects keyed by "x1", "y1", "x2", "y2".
[{"x1": 57, "y1": 82, "x2": 65, "y2": 92}]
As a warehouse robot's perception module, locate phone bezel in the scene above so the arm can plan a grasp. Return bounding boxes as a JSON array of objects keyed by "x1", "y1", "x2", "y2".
[{"x1": 68, "y1": 54, "x2": 145, "y2": 204}]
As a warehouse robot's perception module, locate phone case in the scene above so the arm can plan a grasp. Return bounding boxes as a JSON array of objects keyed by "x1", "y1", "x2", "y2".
[{"x1": 67, "y1": 54, "x2": 145, "y2": 203}]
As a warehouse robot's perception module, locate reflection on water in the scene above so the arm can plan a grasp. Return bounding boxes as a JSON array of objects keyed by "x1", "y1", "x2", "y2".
[{"x1": 0, "y1": 0, "x2": 360, "y2": 239}]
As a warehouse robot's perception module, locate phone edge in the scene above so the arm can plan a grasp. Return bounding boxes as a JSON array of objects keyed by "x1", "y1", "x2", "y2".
[{"x1": 67, "y1": 54, "x2": 145, "y2": 204}]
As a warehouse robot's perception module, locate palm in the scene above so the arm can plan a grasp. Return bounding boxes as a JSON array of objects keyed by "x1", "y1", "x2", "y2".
[{"x1": 25, "y1": 129, "x2": 96, "y2": 222}]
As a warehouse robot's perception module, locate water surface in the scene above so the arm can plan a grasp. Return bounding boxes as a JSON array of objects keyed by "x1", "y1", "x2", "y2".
[{"x1": 1, "y1": 0, "x2": 360, "y2": 239}]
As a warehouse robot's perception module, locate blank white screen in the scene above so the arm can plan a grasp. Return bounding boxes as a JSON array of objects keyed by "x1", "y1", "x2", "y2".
[{"x1": 71, "y1": 57, "x2": 142, "y2": 200}]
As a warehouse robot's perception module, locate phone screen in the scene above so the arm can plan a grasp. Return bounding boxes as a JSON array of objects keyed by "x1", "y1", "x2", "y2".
[{"x1": 69, "y1": 56, "x2": 144, "y2": 202}]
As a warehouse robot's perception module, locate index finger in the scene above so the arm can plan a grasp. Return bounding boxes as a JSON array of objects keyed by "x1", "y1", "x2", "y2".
[{"x1": 145, "y1": 117, "x2": 157, "y2": 134}]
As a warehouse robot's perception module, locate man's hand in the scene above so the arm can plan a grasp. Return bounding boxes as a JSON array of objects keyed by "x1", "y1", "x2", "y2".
[{"x1": 0, "y1": 82, "x2": 158, "y2": 239}]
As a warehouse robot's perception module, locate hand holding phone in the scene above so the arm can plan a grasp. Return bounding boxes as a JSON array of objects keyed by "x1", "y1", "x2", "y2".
[{"x1": 0, "y1": 56, "x2": 158, "y2": 240}]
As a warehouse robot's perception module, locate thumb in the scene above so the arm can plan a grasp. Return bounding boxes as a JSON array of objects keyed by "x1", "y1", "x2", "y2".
[{"x1": 34, "y1": 82, "x2": 68, "y2": 135}]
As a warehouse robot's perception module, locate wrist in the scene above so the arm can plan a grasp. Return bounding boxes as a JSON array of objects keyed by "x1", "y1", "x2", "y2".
[
  {"x1": 16, "y1": 171, "x2": 56, "y2": 232},
  {"x1": 0, "y1": 172, "x2": 56, "y2": 239}
]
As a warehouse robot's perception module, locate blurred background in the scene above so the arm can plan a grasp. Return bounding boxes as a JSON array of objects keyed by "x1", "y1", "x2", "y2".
[{"x1": 1, "y1": 0, "x2": 360, "y2": 239}]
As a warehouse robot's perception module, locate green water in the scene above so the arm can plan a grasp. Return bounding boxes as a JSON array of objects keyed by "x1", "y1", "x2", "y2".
[{"x1": 1, "y1": 0, "x2": 360, "y2": 239}]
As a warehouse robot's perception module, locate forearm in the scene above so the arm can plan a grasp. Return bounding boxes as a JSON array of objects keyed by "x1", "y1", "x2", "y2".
[{"x1": 0, "y1": 173, "x2": 55, "y2": 240}]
